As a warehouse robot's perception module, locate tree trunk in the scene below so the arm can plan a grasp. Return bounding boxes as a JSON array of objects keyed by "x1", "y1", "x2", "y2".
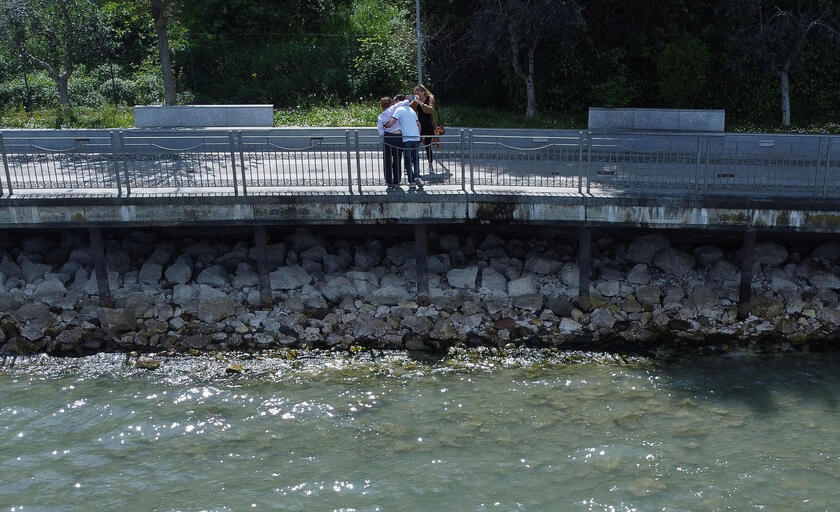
[
  {"x1": 156, "y1": 25, "x2": 177, "y2": 105},
  {"x1": 151, "y1": 0, "x2": 177, "y2": 105},
  {"x1": 56, "y1": 74, "x2": 70, "y2": 106},
  {"x1": 525, "y1": 46, "x2": 537, "y2": 118},
  {"x1": 780, "y1": 69, "x2": 791, "y2": 126}
]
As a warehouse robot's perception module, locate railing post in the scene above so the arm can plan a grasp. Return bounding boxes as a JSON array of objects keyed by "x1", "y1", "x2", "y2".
[
  {"x1": 577, "y1": 131, "x2": 584, "y2": 194},
  {"x1": 695, "y1": 135, "x2": 702, "y2": 193},
  {"x1": 703, "y1": 135, "x2": 711, "y2": 196},
  {"x1": 118, "y1": 131, "x2": 130, "y2": 197},
  {"x1": 238, "y1": 130, "x2": 248, "y2": 196},
  {"x1": 228, "y1": 131, "x2": 239, "y2": 196},
  {"x1": 468, "y1": 129, "x2": 475, "y2": 192},
  {"x1": 823, "y1": 137, "x2": 833, "y2": 199},
  {"x1": 586, "y1": 131, "x2": 592, "y2": 194},
  {"x1": 460, "y1": 129, "x2": 466, "y2": 192},
  {"x1": 0, "y1": 132, "x2": 11, "y2": 197},
  {"x1": 814, "y1": 137, "x2": 824, "y2": 198},
  {"x1": 354, "y1": 130, "x2": 363, "y2": 194},
  {"x1": 110, "y1": 131, "x2": 122, "y2": 198},
  {"x1": 345, "y1": 130, "x2": 353, "y2": 194}
]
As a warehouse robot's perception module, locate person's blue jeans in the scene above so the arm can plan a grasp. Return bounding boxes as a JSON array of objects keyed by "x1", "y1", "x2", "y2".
[{"x1": 402, "y1": 140, "x2": 420, "y2": 183}]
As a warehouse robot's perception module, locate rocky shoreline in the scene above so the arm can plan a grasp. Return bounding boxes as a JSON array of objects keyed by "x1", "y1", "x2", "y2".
[{"x1": 1, "y1": 228, "x2": 840, "y2": 360}]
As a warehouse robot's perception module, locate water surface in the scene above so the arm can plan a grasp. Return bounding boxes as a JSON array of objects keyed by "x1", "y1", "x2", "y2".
[{"x1": 2, "y1": 350, "x2": 839, "y2": 511}]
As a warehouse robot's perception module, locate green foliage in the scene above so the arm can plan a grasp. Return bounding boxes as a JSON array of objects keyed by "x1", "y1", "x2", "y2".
[
  {"x1": 0, "y1": 105, "x2": 133, "y2": 128},
  {"x1": 348, "y1": 0, "x2": 414, "y2": 98},
  {"x1": 658, "y1": 35, "x2": 711, "y2": 107},
  {"x1": 0, "y1": 70, "x2": 58, "y2": 108},
  {"x1": 591, "y1": 50, "x2": 638, "y2": 107}
]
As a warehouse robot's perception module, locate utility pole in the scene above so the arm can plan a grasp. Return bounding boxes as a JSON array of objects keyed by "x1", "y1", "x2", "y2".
[{"x1": 415, "y1": 0, "x2": 422, "y2": 85}]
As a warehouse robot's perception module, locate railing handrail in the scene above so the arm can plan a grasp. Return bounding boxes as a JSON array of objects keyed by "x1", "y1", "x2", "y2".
[{"x1": 0, "y1": 128, "x2": 838, "y2": 202}]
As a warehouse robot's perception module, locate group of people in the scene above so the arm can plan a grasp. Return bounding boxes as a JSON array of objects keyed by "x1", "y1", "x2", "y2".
[{"x1": 377, "y1": 85, "x2": 437, "y2": 190}]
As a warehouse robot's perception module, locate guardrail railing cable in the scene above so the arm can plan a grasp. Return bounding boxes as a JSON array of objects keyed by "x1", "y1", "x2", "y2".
[{"x1": 0, "y1": 130, "x2": 838, "y2": 201}]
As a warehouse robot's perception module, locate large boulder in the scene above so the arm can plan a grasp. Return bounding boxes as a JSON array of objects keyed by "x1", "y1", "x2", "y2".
[
  {"x1": 269, "y1": 265, "x2": 312, "y2": 290},
  {"x1": 479, "y1": 234, "x2": 506, "y2": 250},
  {"x1": 347, "y1": 271, "x2": 379, "y2": 295},
  {"x1": 636, "y1": 285, "x2": 663, "y2": 305},
  {"x1": 165, "y1": 256, "x2": 193, "y2": 285},
  {"x1": 320, "y1": 277, "x2": 358, "y2": 303},
  {"x1": 654, "y1": 248, "x2": 695, "y2": 275},
  {"x1": 524, "y1": 257, "x2": 563, "y2": 275},
  {"x1": 196, "y1": 285, "x2": 237, "y2": 323},
  {"x1": 508, "y1": 274, "x2": 537, "y2": 297},
  {"x1": 807, "y1": 270, "x2": 840, "y2": 290},
  {"x1": 386, "y1": 242, "x2": 416, "y2": 266},
  {"x1": 479, "y1": 267, "x2": 508, "y2": 295},
  {"x1": 811, "y1": 241, "x2": 840, "y2": 261},
  {"x1": 97, "y1": 308, "x2": 137, "y2": 335},
  {"x1": 688, "y1": 286, "x2": 719, "y2": 309},
  {"x1": 589, "y1": 308, "x2": 616, "y2": 329},
  {"x1": 626, "y1": 264, "x2": 651, "y2": 284},
  {"x1": 354, "y1": 248, "x2": 380, "y2": 270},
  {"x1": 138, "y1": 262, "x2": 163, "y2": 285},
  {"x1": 286, "y1": 229, "x2": 322, "y2": 253},
  {"x1": 446, "y1": 266, "x2": 478, "y2": 289},
  {"x1": 172, "y1": 284, "x2": 200, "y2": 306},
  {"x1": 12, "y1": 303, "x2": 55, "y2": 341},
  {"x1": 709, "y1": 260, "x2": 739, "y2": 284},
  {"x1": 595, "y1": 280, "x2": 620, "y2": 297},
  {"x1": 32, "y1": 278, "x2": 66, "y2": 303},
  {"x1": 625, "y1": 233, "x2": 670, "y2": 264},
  {"x1": 322, "y1": 254, "x2": 348, "y2": 274},
  {"x1": 21, "y1": 259, "x2": 52, "y2": 284},
  {"x1": 694, "y1": 246, "x2": 724, "y2": 267},
  {"x1": 560, "y1": 263, "x2": 579, "y2": 288},
  {"x1": 196, "y1": 265, "x2": 230, "y2": 288},
  {"x1": 749, "y1": 243, "x2": 788, "y2": 267},
  {"x1": 370, "y1": 286, "x2": 412, "y2": 305}
]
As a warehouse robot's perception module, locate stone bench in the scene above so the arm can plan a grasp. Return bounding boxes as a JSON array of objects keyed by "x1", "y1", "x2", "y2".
[
  {"x1": 134, "y1": 105, "x2": 274, "y2": 128},
  {"x1": 588, "y1": 107, "x2": 725, "y2": 132}
]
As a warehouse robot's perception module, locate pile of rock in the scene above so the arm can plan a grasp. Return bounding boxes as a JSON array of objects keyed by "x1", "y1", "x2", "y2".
[{"x1": 1, "y1": 228, "x2": 839, "y2": 357}]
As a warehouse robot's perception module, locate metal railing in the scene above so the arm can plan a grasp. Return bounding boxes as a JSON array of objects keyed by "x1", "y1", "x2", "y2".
[{"x1": 1, "y1": 129, "x2": 838, "y2": 200}]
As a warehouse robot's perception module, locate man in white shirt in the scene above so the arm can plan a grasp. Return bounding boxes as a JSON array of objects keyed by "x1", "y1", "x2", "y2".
[
  {"x1": 377, "y1": 95, "x2": 408, "y2": 188},
  {"x1": 386, "y1": 100, "x2": 424, "y2": 189}
]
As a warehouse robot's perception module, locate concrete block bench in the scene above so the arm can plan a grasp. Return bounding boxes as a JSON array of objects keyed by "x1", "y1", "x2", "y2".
[
  {"x1": 588, "y1": 107, "x2": 725, "y2": 132},
  {"x1": 134, "y1": 105, "x2": 274, "y2": 128}
]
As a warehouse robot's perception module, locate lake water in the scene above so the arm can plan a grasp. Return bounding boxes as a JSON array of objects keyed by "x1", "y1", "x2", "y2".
[{"x1": 2, "y1": 350, "x2": 839, "y2": 511}]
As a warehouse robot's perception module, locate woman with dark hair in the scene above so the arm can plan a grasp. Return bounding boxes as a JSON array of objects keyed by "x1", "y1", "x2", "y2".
[{"x1": 411, "y1": 84, "x2": 436, "y2": 174}]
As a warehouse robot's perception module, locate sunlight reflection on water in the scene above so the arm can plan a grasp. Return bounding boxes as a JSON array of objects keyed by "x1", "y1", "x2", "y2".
[{"x1": 0, "y1": 350, "x2": 839, "y2": 511}]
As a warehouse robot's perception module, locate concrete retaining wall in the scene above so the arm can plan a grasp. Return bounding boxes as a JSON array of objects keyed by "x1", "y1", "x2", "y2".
[
  {"x1": 588, "y1": 108, "x2": 725, "y2": 132},
  {"x1": 134, "y1": 105, "x2": 274, "y2": 128}
]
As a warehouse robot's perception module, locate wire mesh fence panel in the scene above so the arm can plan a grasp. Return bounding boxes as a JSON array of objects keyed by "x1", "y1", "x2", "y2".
[
  {"x1": 820, "y1": 137, "x2": 840, "y2": 199},
  {"x1": 705, "y1": 150, "x2": 816, "y2": 197},
  {"x1": 470, "y1": 135, "x2": 581, "y2": 188},
  {"x1": 240, "y1": 134, "x2": 350, "y2": 189},
  {"x1": 121, "y1": 135, "x2": 236, "y2": 190},
  {"x1": 355, "y1": 134, "x2": 465, "y2": 187},
  {"x1": 2, "y1": 135, "x2": 117, "y2": 190},
  {"x1": 587, "y1": 134, "x2": 700, "y2": 193}
]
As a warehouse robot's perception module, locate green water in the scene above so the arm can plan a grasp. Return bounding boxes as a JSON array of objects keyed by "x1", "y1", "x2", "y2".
[{"x1": 1, "y1": 350, "x2": 839, "y2": 511}]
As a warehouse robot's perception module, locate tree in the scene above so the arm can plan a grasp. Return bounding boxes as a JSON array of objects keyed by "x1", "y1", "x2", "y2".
[
  {"x1": 0, "y1": 0, "x2": 106, "y2": 106},
  {"x1": 724, "y1": 0, "x2": 839, "y2": 126},
  {"x1": 149, "y1": 0, "x2": 176, "y2": 105},
  {"x1": 474, "y1": 0, "x2": 582, "y2": 117}
]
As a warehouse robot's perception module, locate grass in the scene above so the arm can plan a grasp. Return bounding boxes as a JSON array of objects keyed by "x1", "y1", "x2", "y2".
[
  {"x1": 3, "y1": 102, "x2": 840, "y2": 134},
  {"x1": 1, "y1": 105, "x2": 134, "y2": 129}
]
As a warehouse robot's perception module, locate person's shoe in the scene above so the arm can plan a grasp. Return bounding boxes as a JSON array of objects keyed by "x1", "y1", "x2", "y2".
[{"x1": 415, "y1": 177, "x2": 425, "y2": 189}]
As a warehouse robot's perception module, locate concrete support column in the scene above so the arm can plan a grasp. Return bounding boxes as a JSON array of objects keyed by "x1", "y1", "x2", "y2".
[
  {"x1": 738, "y1": 230, "x2": 756, "y2": 319},
  {"x1": 578, "y1": 226, "x2": 592, "y2": 311},
  {"x1": 88, "y1": 227, "x2": 112, "y2": 307},
  {"x1": 254, "y1": 225, "x2": 272, "y2": 308},
  {"x1": 415, "y1": 224, "x2": 430, "y2": 305}
]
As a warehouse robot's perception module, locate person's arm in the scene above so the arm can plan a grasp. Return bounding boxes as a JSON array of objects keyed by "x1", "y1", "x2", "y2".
[
  {"x1": 416, "y1": 120, "x2": 421, "y2": 132},
  {"x1": 418, "y1": 96, "x2": 434, "y2": 114},
  {"x1": 377, "y1": 114, "x2": 386, "y2": 136},
  {"x1": 384, "y1": 117, "x2": 397, "y2": 129}
]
